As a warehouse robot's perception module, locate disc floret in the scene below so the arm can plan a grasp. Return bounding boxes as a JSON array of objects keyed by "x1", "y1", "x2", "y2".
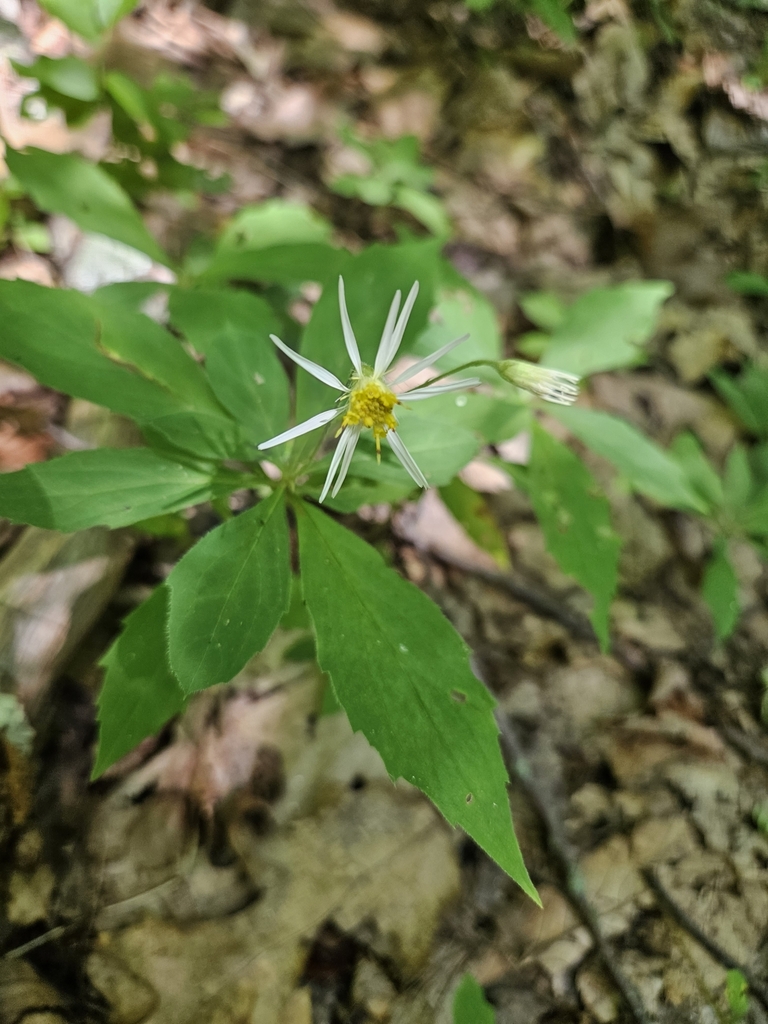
[{"x1": 341, "y1": 370, "x2": 399, "y2": 453}]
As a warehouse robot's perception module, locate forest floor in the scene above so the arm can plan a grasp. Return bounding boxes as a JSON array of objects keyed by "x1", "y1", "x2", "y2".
[{"x1": 1, "y1": 0, "x2": 768, "y2": 1022}]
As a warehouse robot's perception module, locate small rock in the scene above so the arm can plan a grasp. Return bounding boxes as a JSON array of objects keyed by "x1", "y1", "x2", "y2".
[
  {"x1": 546, "y1": 659, "x2": 642, "y2": 734},
  {"x1": 0, "y1": 960, "x2": 64, "y2": 1024},
  {"x1": 578, "y1": 835, "x2": 645, "y2": 936},
  {"x1": 611, "y1": 601, "x2": 686, "y2": 653},
  {"x1": 576, "y1": 965, "x2": 620, "y2": 1023},
  {"x1": 352, "y1": 958, "x2": 397, "y2": 1020},
  {"x1": 6, "y1": 865, "x2": 55, "y2": 926},
  {"x1": 631, "y1": 815, "x2": 700, "y2": 866},
  {"x1": 86, "y1": 951, "x2": 158, "y2": 1024}
]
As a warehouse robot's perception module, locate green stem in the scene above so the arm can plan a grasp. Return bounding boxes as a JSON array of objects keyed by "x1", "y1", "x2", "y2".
[{"x1": 414, "y1": 359, "x2": 498, "y2": 388}]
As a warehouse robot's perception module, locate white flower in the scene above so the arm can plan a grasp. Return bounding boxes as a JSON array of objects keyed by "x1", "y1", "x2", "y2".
[
  {"x1": 258, "y1": 277, "x2": 480, "y2": 502},
  {"x1": 497, "y1": 360, "x2": 580, "y2": 405}
]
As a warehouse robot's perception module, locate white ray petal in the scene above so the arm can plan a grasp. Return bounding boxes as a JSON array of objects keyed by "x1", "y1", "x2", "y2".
[
  {"x1": 319, "y1": 427, "x2": 352, "y2": 502},
  {"x1": 387, "y1": 333, "x2": 470, "y2": 386},
  {"x1": 401, "y1": 377, "x2": 482, "y2": 400},
  {"x1": 258, "y1": 407, "x2": 339, "y2": 450},
  {"x1": 270, "y1": 334, "x2": 347, "y2": 392},
  {"x1": 374, "y1": 289, "x2": 402, "y2": 375},
  {"x1": 377, "y1": 281, "x2": 419, "y2": 374},
  {"x1": 387, "y1": 430, "x2": 429, "y2": 489},
  {"x1": 331, "y1": 427, "x2": 362, "y2": 498},
  {"x1": 338, "y1": 277, "x2": 361, "y2": 373}
]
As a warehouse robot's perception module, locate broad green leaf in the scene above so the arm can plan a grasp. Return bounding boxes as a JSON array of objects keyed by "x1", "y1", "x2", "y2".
[
  {"x1": 711, "y1": 365, "x2": 768, "y2": 436},
  {"x1": 93, "y1": 281, "x2": 169, "y2": 312},
  {"x1": 702, "y1": 539, "x2": 739, "y2": 641},
  {"x1": 13, "y1": 55, "x2": 100, "y2": 101},
  {"x1": 103, "y1": 71, "x2": 154, "y2": 131},
  {"x1": 140, "y1": 410, "x2": 247, "y2": 461},
  {"x1": 453, "y1": 975, "x2": 496, "y2": 1024},
  {"x1": 726, "y1": 271, "x2": 768, "y2": 297},
  {"x1": 166, "y1": 491, "x2": 291, "y2": 693},
  {"x1": 297, "y1": 240, "x2": 441, "y2": 420},
  {"x1": 93, "y1": 587, "x2": 185, "y2": 778},
  {"x1": 216, "y1": 200, "x2": 332, "y2": 253},
  {"x1": 38, "y1": 0, "x2": 139, "y2": 41},
  {"x1": 540, "y1": 282, "x2": 674, "y2": 376},
  {"x1": 201, "y1": 242, "x2": 346, "y2": 286},
  {"x1": 530, "y1": 0, "x2": 576, "y2": 41},
  {"x1": 297, "y1": 501, "x2": 536, "y2": 898},
  {"x1": 394, "y1": 410, "x2": 481, "y2": 486},
  {"x1": 528, "y1": 423, "x2": 620, "y2": 649},
  {"x1": 740, "y1": 487, "x2": 768, "y2": 537},
  {"x1": 0, "y1": 280, "x2": 183, "y2": 423},
  {"x1": 440, "y1": 478, "x2": 510, "y2": 568},
  {"x1": 168, "y1": 288, "x2": 289, "y2": 446},
  {"x1": 394, "y1": 185, "x2": 452, "y2": 236},
  {"x1": 520, "y1": 290, "x2": 567, "y2": 332},
  {"x1": 0, "y1": 449, "x2": 216, "y2": 531},
  {"x1": 93, "y1": 300, "x2": 227, "y2": 416},
  {"x1": 723, "y1": 444, "x2": 753, "y2": 513},
  {"x1": 413, "y1": 261, "x2": 501, "y2": 382},
  {"x1": 409, "y1": 392, "x2": 530, "y2": 445},
  {"x1": 551, "y1": 406, "x2": 709, "y2": 513},
  {"x1": 5, "y1": 148, "x2": 168, "y2": 264},
  {"x1": 670, "y1": 432, "x2": 723, "y2": 508}
]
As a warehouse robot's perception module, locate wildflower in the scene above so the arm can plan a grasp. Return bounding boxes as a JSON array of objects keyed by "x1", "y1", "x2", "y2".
[
  {"x1": 496, "y1": 359, "x2": 579, "y2": 405},
  {"x1": 258, "y1": 277, "x2": 480, "y2": 502}
]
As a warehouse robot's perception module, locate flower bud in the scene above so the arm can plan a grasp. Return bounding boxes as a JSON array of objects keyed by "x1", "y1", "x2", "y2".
[{"x1": 496, "y1": 360, "x2": 580, "y2": 405}]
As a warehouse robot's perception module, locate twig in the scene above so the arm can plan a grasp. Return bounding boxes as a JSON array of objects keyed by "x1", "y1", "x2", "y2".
[
  {"x1": 494, "y1": 711, "x2": 655, "y2": 1024},
  {"x1": 643, "y1": 867, "x2": 768, "y2": 1014}
]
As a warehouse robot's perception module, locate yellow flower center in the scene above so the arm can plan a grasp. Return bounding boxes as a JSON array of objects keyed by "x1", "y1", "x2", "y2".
[{"x1": 341, "y1": 377, "x2": 399, "y2": 452}]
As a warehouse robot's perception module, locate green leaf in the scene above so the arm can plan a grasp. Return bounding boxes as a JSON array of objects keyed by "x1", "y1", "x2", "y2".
[
  {"x1": 670, "y1": 432, "x2": 724, "y2": 508},
  {"x1": 711, "y1": 365, "x2": 768, "y2": 437},
  {"x1": 93, "y1": 587, "x2": 185, "y2": 778},
  {"x1": 725, "y1": 970, "x2": 750, "y2": 1023},
  {"x1": 168, "y1": 288, "x2": 289, "y2": 446},
  {"x1": 201, "y1": 242, "x2": 347, "y2": 286},
  {"x1": 393, "y1": 411, "x2": 481, "y2": 486},
  {"x1": 725, "y1": 271, "x2": 768, "y2": 297},
  {"x1": 440, "y1": 478, "x2": 510, "y2": 568},
  {"x1": 0, "y1": 448, "x2": 216, "y2": 531},
  {"x1": 297, "y1": 240, "x2": 441, "y2": 421},
  {"x1": 166, "y1": 491, "x2": 291, "y2": 694},
  {"x1": 297, "y1": 501, "x2": 537, "y2": 898},
  {"x1": 740, "y1": 486, "x2": 768, "y2": 537},
  {"x1": 540, "y1": 282, "x2": 674, "y2": 376},
  {"x1": 519, "y1": 290, "x2": 567, "y2": 332},
  {"x1": 702, "y1": 539, "x2": 740, "y2": 641},
  {"x1": 453, "y1": 975, "x2": 496, "y2": 1024},
  {"x1": 216, "y1": 200, "x2": 332, "y2": 253},
  {"x1": 13, "y1": 55, "x2": 100, "y2": 101},
  {"x1": 38, "y1": 0, "x2": 139, "y2": 41},
  {"x1": 103, "y1": 71, "x2": 154, "y2": 131},
  {"x1": 5, "y1": 147, "x2": 168, "y2": 264},
  {"x1": 409, "y1": 393, "x2": 530, "y2": 445},
  {"x1": 723, "y1": 444, "x2": 753, "y2": 512},
  {"x1": 394, "y1": 185, "x2": 452, "y2": 236},
  {"x1": 530, "y1": 0, "x2": 576, "y2": 42},
  {"x1": 528, "y1": 423, "x2": 620, "y2": 649},
  {"x1": 413, "y1": 261, "x2": 502, "y2": 383},
  {"x1": 0, "y1": 280, "x2": 182, "y2": 423},
  {"x1": 551, "y1": 406, "x2": 709, "y2": 513}
]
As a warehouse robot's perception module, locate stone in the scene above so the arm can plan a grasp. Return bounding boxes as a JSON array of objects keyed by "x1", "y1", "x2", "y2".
[
  {"x1": 545, "y1": 659, "x2": 642, "y2": 734},
  {"x1": 631, "y1": 815, "x2": 700, "y2": 867},
  {"x1": 611, "y1": 601, "x2": 686, "y2": 652},
  {"x1": 576, "y1": 965, "x2": 620, "y2": 1023},
  {"x1": 86, "y1": 951, "x2": 158, "y2": 1024},
  {"x1": 352, "y1": 958, "x2": 397, "y2": 1020},
  {"x1": 578, "y1": 835, "x2": 645, "y2": 936},
  {"x1": 6, "y1": 865, "x2": 55, "y2": 925}
]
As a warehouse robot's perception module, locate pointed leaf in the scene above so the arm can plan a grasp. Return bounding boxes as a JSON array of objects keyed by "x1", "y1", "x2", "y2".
[
  {"x1": 551, "y1": 406, "x2": 709, "y2": 513},
  {"x1": 0, "y1": 448, "x2": 216, "y2": 530},
  {"x1": 440, "y1": 478, "x2": 510, "y2": 568},
  {"x1": 702, "y1": 539, "x2": 740, "y2": 641},
  {"x1": 528, "y1": 424, "x2": 620, "y2": 650},
  {"x1": 39, "y1": 0, "x2": 139, "y2": 40},
  {"x1": 540, "y1": 282, "x2": 673, "y2": 376},
  {"x1": 6, "y1": 147, "x2": 168, "y2": 264},
  {"x1": 0, "y1": 280, "x2": 183, "y2": 423},
  {"x1": 670, "y1": 432, "x2": 723, "y2": 508},
  {"x1": 167, "y1": 491, "x2": 291, "y2": 693},
  {"x1": 297, "y1": 501, "x2": 536, "y2": 898},
  {"x1": 453, "y1": 975, "x2": 496, "y2": 1024},
  {"x1": 93, "y1": 586, "x2": 185, "y2": 778},
  {"x1": 168, "y1": 288, "x2": 289, "y2": 445}
]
